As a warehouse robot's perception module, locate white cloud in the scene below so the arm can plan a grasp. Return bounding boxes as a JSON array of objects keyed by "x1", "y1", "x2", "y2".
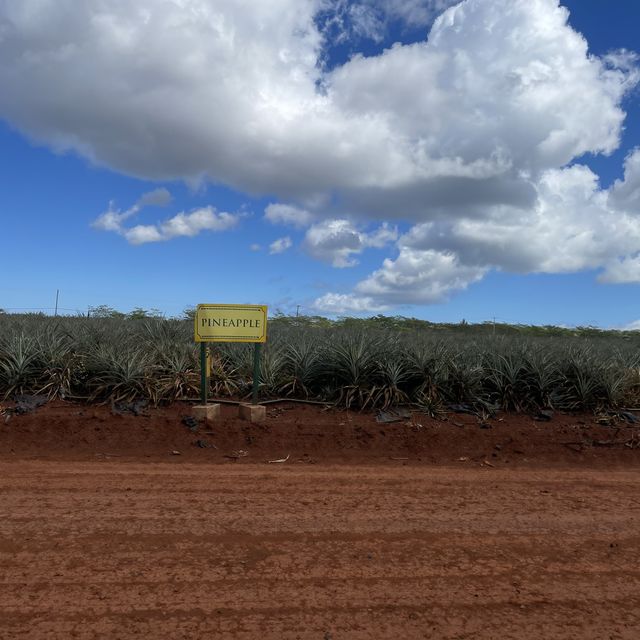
[
  {"x1": 137, "y1": 188, "x2": 172, "y2": 208},
  {"x1": 2, "y1": 0, "x2": 640, "y2": 307},
  {"x1": 92, "y1": 187, "x2": 171, "y2": 232},
  {"x1": 264, "y1": 203, "x2": 314, "y2": 228},
  {"x1": 317, "y1": 163, "x2": 640, "y2": 307},
  {"x1": 92, "y1": 202, "x2": 127, "y2": 233},
  {"x1": 304, "y1": 219, "x2": 364, "y2": 267},
  {"x1": 313, "y1": 292, "x2": 388, "y2": 314},
  {"x1": 124, "y1": 225, "x2": 164, "y2": 245},
  {"x1": 269, "y1": 236, "x2": 293, "y2": 254},
  {"x1": 354, "y1": 248, "x2": 487, "y2": 305},
  {"x1": 250, "y1": 243, "x2": 262, "y2": 252},
  {"x1": 93, "y1": 189, "x2": 238, "y2": 244},
  {"x1": 303, "y1": 219, "x2": 397, "y2": 267},
  {"x1": 124, "y1": 207, "x2": 238, "y2": 245},
  {"x1": 413, "y1": 165, "x2": 640, "y2": 276},
  {"x1": 366, "y1": 223, "x2": 399, "y2": 248},
  {"x1": 599, "y1": 255, "x2": 640, "y2": 284},
  {"x1": 1, "y1": 0, "x2": 634, "y2": 207},
  {"x1": 609, "y1": 148, "x2": 640, "y2": 212}
]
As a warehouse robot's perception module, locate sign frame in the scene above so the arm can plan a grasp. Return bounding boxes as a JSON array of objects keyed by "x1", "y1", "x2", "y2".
[
  {"x1": 194, "y1": 304, "x2": 268, "y2": 406},
  {"x1": 194, "y1": 303, "x2": 268, "y2": 344}
]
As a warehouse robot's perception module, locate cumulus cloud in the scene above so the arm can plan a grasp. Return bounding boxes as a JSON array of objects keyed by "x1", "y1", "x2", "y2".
[
  {"x1": 316, "y1": 163, "x2": 640, "y2": 308},
  {"x1": 355, "y1": 248, "x2": 487, "y2": 305},
  {"x1": 264, "y1": 203, "x2": 315, "y2": 228},
  {"x1": 92, "y1": 188, "x2": 171, "y2": 232},
  {"x1": 93, "y1": 192, "x2": 238, "y2": 245},
  {"x1": 313, "y1": 292, "x2": 388, "y2": 314},
  {"x1": 303, "y1": 220, "x2": 397, "y2": 267},
  {"x1": 137, "y1": 188, "x2": 172, "y2": 208},
  {"x1": 313, "y1": 247, "x2": 486, "y2": 313},
  {"x1": 123, "y1": 207, "x2": 238, "y2": 245},
  {"x1": 609, "y1": 148, "x2": 640, "y2": 212},
  {"x1": 2, "y1": 0, "x2": 634, "y2": 204},
  {"x1": 2, "y1": 0, "x2": 640, "y2": 308},
  {"x1": 403, "y1": 165, "x2": 640, "y2": 276},
  {"x1": 599, "y1": 255, "x2": 640, "y2": 284},
  {"x1": 269, "y1": 236, "x2": 293, "y2": 255},
  {"x1": 366, "y1": 223, "x2": 400, "y2": 248}
]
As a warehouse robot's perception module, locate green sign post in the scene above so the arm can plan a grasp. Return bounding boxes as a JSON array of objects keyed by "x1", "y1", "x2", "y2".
[{"x1": 200, "y1": 342, "x2": 208, "y2": 405}]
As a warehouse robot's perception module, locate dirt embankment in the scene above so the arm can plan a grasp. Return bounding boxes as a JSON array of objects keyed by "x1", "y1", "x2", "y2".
[{"x1": 1, "y1": 399, "x2": 640, "y2": 467}]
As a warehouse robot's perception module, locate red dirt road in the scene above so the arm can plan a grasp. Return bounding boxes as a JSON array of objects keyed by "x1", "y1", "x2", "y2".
[{"x1": 2, "y1": 462, "x2": 640, "y2": 639}]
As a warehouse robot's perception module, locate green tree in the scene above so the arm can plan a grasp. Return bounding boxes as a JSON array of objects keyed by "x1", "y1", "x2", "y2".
[
  {"x1": 182, "y1": 307, "x2": 196, "y2": 321},
  {"x1": 88, "y1": 305, "x2": 124, "y2": 319},
  {"x1": 127, "y1": 307, "x2": 164, "y2": 320}
]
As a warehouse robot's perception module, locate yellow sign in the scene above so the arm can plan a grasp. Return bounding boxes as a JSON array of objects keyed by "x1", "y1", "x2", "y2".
[{"x1": 195, "y1": 304, "x2": 268, "y2": 343}]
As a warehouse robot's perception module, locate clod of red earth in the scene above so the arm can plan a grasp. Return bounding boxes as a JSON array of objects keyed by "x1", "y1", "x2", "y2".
[{"x1": 1, "y1": 399, "x2": 640, "y2": 467}]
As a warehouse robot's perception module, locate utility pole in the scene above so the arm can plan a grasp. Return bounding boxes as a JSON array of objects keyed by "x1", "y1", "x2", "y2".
[
  {"x1": 54, "y1": 290, "x2": 59, "y2": 317},
  {"x1": 296, "y1": 305, "x2": 300, "y2": 318}
]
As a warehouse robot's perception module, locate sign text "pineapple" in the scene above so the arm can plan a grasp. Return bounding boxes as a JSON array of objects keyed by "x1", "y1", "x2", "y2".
[{"x1": 194, "y1": 304, "x2": 268, "y2": 343}]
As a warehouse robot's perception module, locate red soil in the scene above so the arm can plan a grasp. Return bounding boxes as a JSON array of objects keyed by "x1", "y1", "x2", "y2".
[{"x1": 1, "y1": 401, "x2": 640, "y2": 639}]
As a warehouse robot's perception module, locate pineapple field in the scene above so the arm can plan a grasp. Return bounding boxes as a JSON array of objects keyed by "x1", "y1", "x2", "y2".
[{"x1": 1, "y1": 311, "x2": 640, "y2": 413}]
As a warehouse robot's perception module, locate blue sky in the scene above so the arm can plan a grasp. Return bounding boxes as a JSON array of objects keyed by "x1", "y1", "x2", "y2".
[{"x1": 1, "y1": 0, "x2": 639, "y2": 327}]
